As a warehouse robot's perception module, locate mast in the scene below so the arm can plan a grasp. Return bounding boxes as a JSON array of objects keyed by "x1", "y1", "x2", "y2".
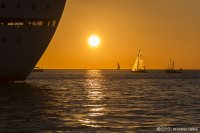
[
  {"x1": 172, "y1": 60, "x2": 175, "y2": 69},
  {"x1": 137, "y1": 50, "x2": 140, "y2": 70}
]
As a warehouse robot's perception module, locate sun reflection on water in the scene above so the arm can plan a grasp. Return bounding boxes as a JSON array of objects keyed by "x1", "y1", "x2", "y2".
[{"x1": 78, "y1": 70, "x2": 107, "y2": 127}]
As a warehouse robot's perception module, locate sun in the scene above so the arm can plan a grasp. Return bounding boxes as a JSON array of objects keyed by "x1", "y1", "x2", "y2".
[{"x1": 88, "y1": 35, "x2": 100, "y2": 47}]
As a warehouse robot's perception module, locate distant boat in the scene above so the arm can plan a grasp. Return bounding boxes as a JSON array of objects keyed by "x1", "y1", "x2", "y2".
[
  {"x1": 132, "y1": 50, "x2": 148, "y2": 73},
  {"x1": 117, "y1": 62, "x2": 120, "y2": 70},
  {"x1": 32, "y1": 67, "x2": 44, "y2": 72},
  {"x1": 165, "y1": 59, "x2": 182, "y2": 73}
]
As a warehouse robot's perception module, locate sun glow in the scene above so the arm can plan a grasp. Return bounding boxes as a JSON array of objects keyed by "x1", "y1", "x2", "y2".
[{"x1": 88, "y1": 35, "x2": 100, "y2": 47}]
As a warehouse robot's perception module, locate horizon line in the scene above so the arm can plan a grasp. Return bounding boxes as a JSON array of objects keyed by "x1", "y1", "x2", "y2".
[{"x1": 40, "y1": 68, "x2": 200, "y2": 70}]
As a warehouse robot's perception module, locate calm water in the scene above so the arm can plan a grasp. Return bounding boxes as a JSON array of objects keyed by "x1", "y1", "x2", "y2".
[{"x1": 0, "y1": 70, "x2": 200, "y2": 132}]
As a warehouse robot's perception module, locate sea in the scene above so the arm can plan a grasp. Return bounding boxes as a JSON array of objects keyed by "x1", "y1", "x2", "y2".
[{"x1": 0, "y1": 70, "x2": 199, "y2": 133}]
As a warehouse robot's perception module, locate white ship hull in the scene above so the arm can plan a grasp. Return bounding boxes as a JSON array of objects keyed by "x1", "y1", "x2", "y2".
[{"x1": 0, "y1": 0, "x2": 67, "y2": 82}]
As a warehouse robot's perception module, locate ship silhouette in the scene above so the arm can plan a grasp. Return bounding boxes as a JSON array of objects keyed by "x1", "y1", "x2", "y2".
[{"x1": 0, "y1": 0, "x2": 67, "y2": 82}]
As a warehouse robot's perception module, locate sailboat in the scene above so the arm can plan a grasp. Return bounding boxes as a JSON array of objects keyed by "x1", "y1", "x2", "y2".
[
  {"x1": 165, "y1": 59, "x2": 182, "y2": 73},
  {"x1": 132, "y1": 50, "x2": 148, "y2": 73},
  {"x1": 117, "y1": 62, "x2": 120, "y2": 70}
]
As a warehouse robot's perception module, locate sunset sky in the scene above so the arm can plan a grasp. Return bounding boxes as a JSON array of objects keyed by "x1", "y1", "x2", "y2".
[{"x1": 37, "y1": 0, "x2": 200, "y2": 69}]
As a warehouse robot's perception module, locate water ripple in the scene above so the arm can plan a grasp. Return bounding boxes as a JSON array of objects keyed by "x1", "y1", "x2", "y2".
[{"x1": 0, "y1": 70, "x2": 199, "y2": 132}]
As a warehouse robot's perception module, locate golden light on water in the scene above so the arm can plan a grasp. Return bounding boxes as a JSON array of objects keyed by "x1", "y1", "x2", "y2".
[
  {"x1": 78, "y1": 70, "x2": 107, "y2": 128},
  {"x1": 88, "y1": 35, "x2": 100, "y2": 47}
]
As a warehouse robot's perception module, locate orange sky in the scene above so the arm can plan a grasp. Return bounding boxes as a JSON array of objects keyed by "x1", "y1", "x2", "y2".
[{"x1": 37, "y1": 0, "x2": 200, "y2": 69}]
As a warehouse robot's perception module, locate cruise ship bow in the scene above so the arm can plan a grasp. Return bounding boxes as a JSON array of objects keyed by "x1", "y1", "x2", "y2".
[{"x1": 0, "y1": 0, "x2": 67, "y2": 82}]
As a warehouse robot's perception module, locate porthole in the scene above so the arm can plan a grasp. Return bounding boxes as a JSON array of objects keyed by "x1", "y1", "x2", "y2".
[
  {"x1": 1, "y1": 3, "x2": 6, "y2": 8},
  {"x1": 16, "y1": 3, "x2": 21, "y2": 9},
  {"x1": 31, "y1": 4, "x2": 36, "y2": 10},
  {"x1": 17, "y1": 38, "x2": 21, "y2": 43},
  {"x1": 1, "y1": 38, "x2": 6, "y2": 43}
]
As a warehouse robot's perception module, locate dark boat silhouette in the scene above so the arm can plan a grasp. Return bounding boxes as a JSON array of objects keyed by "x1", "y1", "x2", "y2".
[
  {"x1": 117, "y1": 62, "x2": 120, "y2": 70},
  {"x1": 165, "y1": 59, "x2": 182, "y2": 73}
]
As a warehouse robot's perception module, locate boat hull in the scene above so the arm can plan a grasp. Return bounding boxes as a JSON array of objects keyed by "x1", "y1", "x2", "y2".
[
  {"x1": 0, "y1": 0, "x2": 67, "y2": 82},
  {"x1": 165, "y1": 70, "x2": 182, "y2": 73},
  {"x1": 131, "y1": 70, "x2": 148, "y2": 73},
  {"x1": 32, "y1": 68, "x2": 44, "y2": 72}
]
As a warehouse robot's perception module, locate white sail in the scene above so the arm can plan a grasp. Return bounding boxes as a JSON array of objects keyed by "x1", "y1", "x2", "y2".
[
  {"x1": 132, "y1": 50, "x2": 147, "y2": 72},
  {"x1": 139, "y1": 57, "x2": 144, "y2": 69},
  {"x1": 132, "y1": 56, "x2": 139, "y2": 71}
]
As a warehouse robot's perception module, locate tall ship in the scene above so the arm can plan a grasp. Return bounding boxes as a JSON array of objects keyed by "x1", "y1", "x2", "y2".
[
  {"x1": 165, "y1": 58, "x2": 182, "y2": 73},
  {"x1": 132, "y1": 50, "x2": 147, "y2": 73},
  {"x1": 0, "y1": 0, "x2": 67, "y2": 82}
]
